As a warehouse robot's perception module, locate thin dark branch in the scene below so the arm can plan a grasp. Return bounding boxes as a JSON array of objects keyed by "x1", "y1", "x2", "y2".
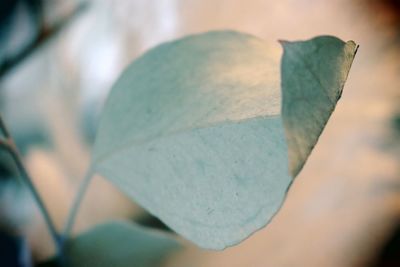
[
  {"x1": 0, "y1": 1, "x2": 88, "y2": 78},
  {"x1": 0, "y1": 115, "x2": 61, "y2": 252}
]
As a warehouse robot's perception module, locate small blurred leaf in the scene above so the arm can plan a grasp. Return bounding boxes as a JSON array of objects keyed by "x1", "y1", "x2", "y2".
[
  {"x1": 64, "y1": 220, "x2": 179, "y2": 267},
  {"x1": 90, "y1": 31, "x2": 356, "y2": 249}
]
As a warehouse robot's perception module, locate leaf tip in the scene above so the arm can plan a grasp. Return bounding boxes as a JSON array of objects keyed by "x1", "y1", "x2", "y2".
[{"x1": 278, "y1": 39, "x2": 291, "y2": 47}]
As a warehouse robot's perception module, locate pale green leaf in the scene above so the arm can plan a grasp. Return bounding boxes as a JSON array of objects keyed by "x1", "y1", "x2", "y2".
[
  {"x1": 90, "y1": 31, "x2": 356, "y2": 249},
  {"x1": 65, "y1": 220, "x2": 179, "y2": 267}
]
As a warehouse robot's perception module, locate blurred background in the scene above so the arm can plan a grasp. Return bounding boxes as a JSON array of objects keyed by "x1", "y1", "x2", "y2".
[{"x1": 0, "y1": 0, "x2": 399, "y2": 266}]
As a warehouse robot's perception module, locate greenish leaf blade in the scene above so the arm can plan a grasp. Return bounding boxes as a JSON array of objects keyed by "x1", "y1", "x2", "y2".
[
  {"x1": 281, "y1": 36, "x2": 357, "y2": 176},
  {"x1": 64, "y1": 220, "x2": 179, "y2": 267},
  {"x1": 96, "y1": 115, "x2": 291, "y2": 249},
  {"x1": 90, "y1": 31, "x2": 356, "y2": 250},
  {"x1": 92, "y1": 31, "x2": 282, "y2": 161},
  {"x1": 92, "y1": 31, "x2": 289, "y2": 249}
]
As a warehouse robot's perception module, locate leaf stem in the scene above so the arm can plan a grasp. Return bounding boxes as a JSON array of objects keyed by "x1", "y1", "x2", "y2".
[
  {"x1": 0, "y1": 115, "x2": 62, "y2": 251},
  {"x1": 62, "y1": 169, "x2": 94, "y2": 240}
]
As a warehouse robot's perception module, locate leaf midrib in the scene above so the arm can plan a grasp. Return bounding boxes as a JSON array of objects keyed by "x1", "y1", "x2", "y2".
[{"x1": 93, "y1": 113, "x2": 282, "y2": 167}]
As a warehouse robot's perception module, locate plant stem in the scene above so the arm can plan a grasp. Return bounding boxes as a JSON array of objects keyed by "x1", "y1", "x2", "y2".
[
  {"x1": 0, "y1": 115, "x2": 62, "y2": 251},
  {"x1": 62, "y1": 169, "x2": 93, "y2": 239},
  {"x1": 0, "y1": 114, "x2": 11, "y2": 138}
]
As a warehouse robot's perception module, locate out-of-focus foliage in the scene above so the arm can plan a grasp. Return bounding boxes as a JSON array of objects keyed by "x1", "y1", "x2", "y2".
[{"x1": 0, "y1": 0, "x2": 42, "y2": 75}]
